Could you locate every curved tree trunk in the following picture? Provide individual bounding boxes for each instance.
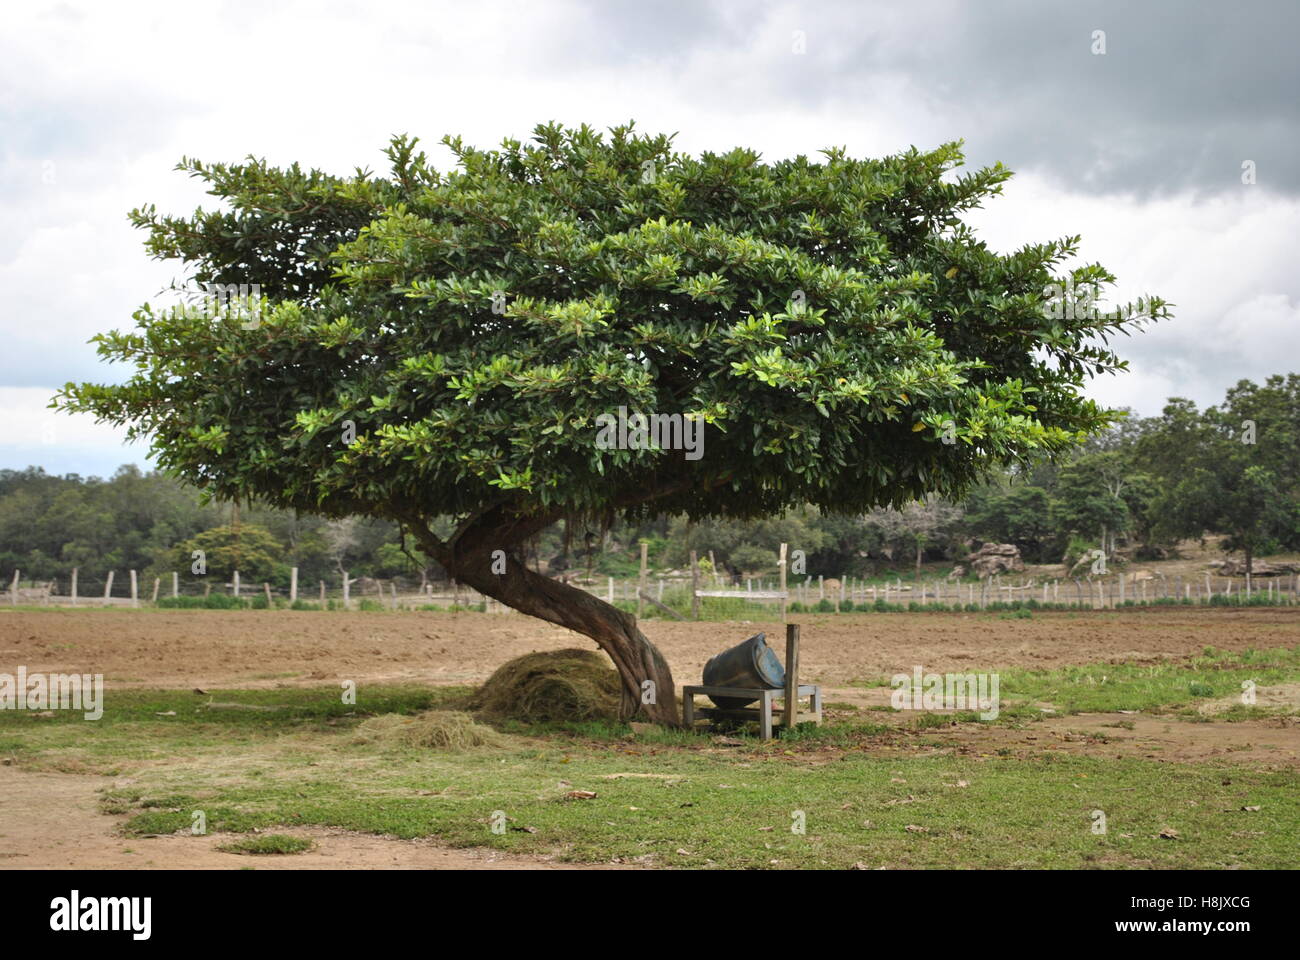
[407,514,681,727]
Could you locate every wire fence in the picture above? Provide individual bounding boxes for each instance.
[5,567,1298,615]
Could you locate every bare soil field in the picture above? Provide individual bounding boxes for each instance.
[3,606,1298,692]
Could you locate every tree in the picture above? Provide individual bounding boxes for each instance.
[963,483,1055,561]
[57,122,1165,725]
[1145,379,1299,574]
[175,524,282,584]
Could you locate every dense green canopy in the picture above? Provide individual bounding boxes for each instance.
[59,122,1167,534]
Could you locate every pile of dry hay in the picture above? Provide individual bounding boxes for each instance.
[473,648,622,722]
[353,710,506,750]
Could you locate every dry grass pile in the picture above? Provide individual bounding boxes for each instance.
[473,648,621,722]
[353,710,507,750]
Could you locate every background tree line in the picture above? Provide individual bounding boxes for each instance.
[6,375,1298,588]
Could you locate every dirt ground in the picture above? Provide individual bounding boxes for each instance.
[1,606,1297,869]
[0,767,625,870]
[2,606,1298,692]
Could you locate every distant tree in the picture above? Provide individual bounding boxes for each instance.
[175,524,282,583]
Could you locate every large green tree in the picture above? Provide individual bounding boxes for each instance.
[57,123,1165,725]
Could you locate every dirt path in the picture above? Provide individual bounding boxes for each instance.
[0,767,625,870]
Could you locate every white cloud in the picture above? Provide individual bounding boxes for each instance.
[2,0,1296,474]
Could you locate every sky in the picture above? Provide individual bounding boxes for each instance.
[2,0,1297,479]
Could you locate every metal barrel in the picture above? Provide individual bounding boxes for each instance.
[702,632,786,708]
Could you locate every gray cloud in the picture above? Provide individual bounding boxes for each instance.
[573,0,1300,197]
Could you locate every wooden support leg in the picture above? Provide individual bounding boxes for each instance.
[683,689,695,729]
[760,690,774,740]
[810,686,822,724]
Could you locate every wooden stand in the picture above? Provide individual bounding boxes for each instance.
[682,684,822,740]
[682,625,821,740]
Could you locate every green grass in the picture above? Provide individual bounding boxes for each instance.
[4,683,1297,869]
[847,645,1300,718]
[216,834,314,855]
[993,645,1300,716]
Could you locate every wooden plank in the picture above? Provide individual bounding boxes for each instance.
[638,589,685,620]
[683,684,818,698]
[784,623,800,731]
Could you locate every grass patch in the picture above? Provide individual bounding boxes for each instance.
[216,834,315,855]
[994,645,1300,715]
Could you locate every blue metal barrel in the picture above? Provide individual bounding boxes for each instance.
[702,632,786,708]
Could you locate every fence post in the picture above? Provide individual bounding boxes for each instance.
[9,569,17,606]
[264,582,272,607]
[779,543,788,623]
[784,623,800,732]
[104,570,114,604]
[203,582,211,599]
[171,571,178,598]
[342,570,351,609]
[71,567,78,607]
[690,550,700,621]
[290,567,298,603]
[319,580,325,605]
[607,576,614,604]
[390,581,398,610]
[637,542,648,619]
[151,577,161,604]
[130,569,139,608]
[233,570,240,598]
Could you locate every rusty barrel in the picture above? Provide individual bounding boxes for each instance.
[702,632,786,708]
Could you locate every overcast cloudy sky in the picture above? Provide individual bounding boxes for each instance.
[3,0,1297,478]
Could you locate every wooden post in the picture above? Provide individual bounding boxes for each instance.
[690,550,700,621]
[264,582,272,606]
[391,581,398,610]
[151,577,160,604]
[342,570,351,609]
[708,550,717,586]
[779,543,788,623]
[203,582,211,599]
[233,570,240,598]
[71,567,78,607]
[171,571,178,598]
[783,623,800,732]
[637,542,648,619]
[319,580,326,605]
[607,576,614,604]
[818,574,824,599]
[290,567,298,603]
[9,569,17,606]
[104,570,114,603]
[130,569,138,607]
